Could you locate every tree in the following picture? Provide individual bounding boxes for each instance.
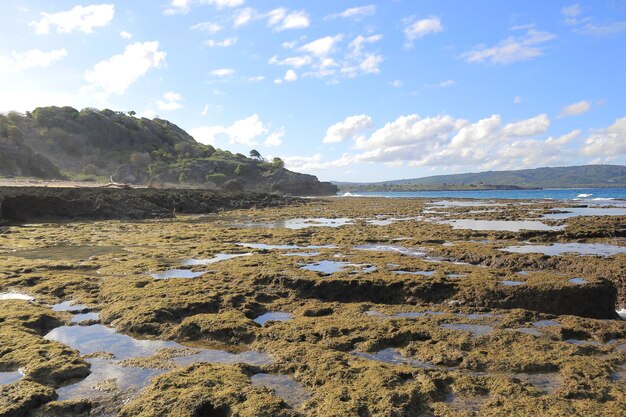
[128,110,136,117]
[272,157,284,169]
[249,149,261,160]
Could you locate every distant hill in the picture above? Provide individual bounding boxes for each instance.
[336,165,626,192]
[0,107,337,195]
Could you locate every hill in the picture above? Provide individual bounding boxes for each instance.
[336,165,626,192]
[0,107,337,195]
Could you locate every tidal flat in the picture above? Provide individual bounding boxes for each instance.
[0,197,625,417]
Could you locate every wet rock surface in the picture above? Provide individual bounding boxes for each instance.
[0,196,625,416]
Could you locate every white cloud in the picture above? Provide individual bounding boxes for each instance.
[201,104,209,116]
[284,69,298,82]
[462,29,555,65]
[188,125,227,145]
[233,7,257,27]
[204,38,237,47]
[577,21,626,36]
[580,117,626,158]
[82,41,166,97]
[209,68,234,77]
[270,33,383,82]
[326,5,376,21]
[561,4,582,17]
[267,8,310,31]
[503,114,550,136]
[165,0,244,15]
[265,128,285,147]
[513,96,522,104]
[389,80,403,88]
[30,4,114,34]
[247,75,265,81]
[559,100,591,118]
[323,115,374,144]
[227,114,268,145]
[156,92,183,111]
[404,17,443,47]
[284,153,353,171]
[300,35,344,57]
[0,48,67,72]
[120,31,132,39]
[191,22,223,33]
[435,79,455,88]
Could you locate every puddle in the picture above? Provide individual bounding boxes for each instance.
[300,261,376,274]
[283,251,320,257]
[45,325,179,359]
[0,292,35,301]
[533,320,560,328]
[457,313,498,319]
[237,243,335,251]
[501,280,525,286]
[447,273,467,278]
[441,323,493,336]
[444,392,486,412]
[541,207,626,220]
[71,312,100,323]
[565,339,602,347]
[238,218,353,229]
[254,312,293,326]
[45,322,271,403]
[611,364,626,382]
[52,301,88,312]
[0,370,23,386]
[366,310,446,319]
[394,270,436,276]
[618,309,626,320]
[441,219,562,232]
[250,373,311,409]
[514,372,563,395]
[9,245,126,260]
[354,244,426,257]
[501,243,626,257]
[354,348,438,369]
[181,253,252,266]
[149,269,206,279]
[515,328,544,337]
[429,200,503,208]
[568,278,588,285]
[56,358,166,401]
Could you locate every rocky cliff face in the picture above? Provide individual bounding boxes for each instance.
[0,107,337,196]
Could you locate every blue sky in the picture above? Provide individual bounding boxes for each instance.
[1,1,625,181]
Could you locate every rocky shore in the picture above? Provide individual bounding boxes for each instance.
[0,196,624,416]
[0,187,294,222]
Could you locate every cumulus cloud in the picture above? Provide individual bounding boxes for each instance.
[165,0,244,15]
[156,92,183,111]
[265,128,285,147]
[189,114,283,147]
[0,48,67,72]
[204,38,237,47]
[270,33,383,81]
[323,115,374,144]
[404,17,442,47]
[503,114,550,136]
[209,68,234,77]
[462,29,555,65]
[559,100,591,118]
[326,5,376,21]
[191,21,223,33]
[120,31,132,39]
[284,153,353,171]
[580,116,626,158]
[577,21,626,36]
[283,69,298,82]
[82,41,166,97]
[267,8,310,31]
[30,4,114,34]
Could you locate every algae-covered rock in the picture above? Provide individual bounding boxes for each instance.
[172,310,257,344]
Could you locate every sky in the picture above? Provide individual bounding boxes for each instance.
[1,1,625,182]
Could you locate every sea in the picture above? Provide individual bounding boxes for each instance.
[337,187,626,202]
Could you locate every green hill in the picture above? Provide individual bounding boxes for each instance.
[336,165,626,192]
[0,107,337,195]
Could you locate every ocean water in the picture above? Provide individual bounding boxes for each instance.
[338,187,626,201]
